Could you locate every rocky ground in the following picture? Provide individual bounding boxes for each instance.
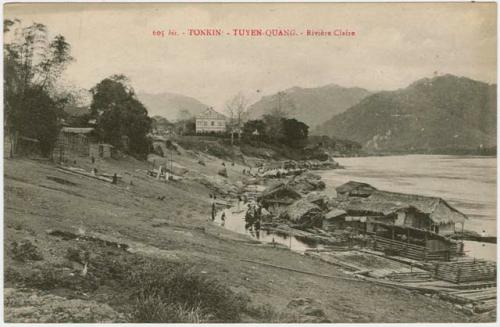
[3,148,488,323]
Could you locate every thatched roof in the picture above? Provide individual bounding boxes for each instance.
[336,181,377,196]
[325,208,347,220]
[257,183,302,202]
[346,199,410,216]
[364,190,468,225]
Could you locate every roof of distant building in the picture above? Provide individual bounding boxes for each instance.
[196,107,227,120]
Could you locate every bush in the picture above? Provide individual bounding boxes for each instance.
[11,240,43,262]
[128,262,248,323]
[132,295,208,323]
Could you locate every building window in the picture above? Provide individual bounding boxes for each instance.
[211,121,215,126]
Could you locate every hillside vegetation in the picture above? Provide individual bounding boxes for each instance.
[314,75,496,154]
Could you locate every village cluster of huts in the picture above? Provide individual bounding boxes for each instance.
[258,179,468,262]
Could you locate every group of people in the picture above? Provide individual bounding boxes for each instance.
[245,201,263,231]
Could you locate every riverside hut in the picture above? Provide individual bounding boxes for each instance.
[343,190,468,261]
[257,183,302,214]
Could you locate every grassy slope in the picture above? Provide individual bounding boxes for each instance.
[4,155,474,323]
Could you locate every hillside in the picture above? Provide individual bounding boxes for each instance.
[247,84,371,128]
[314,75,497,154]
[137,92,209,120]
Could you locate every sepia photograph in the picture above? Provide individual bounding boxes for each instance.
[2,2,498,324]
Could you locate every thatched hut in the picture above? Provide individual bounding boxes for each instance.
[282,198,324,228]
[366,190,468,235]
[343,190,468,261]
[257,183,302,214]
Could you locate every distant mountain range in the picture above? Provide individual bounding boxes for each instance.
[137,92,209,121]
[246,84,371,128]
[314,75,497,153]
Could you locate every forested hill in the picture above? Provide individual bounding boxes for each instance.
[314,75,497,154]
[247,84,371,128]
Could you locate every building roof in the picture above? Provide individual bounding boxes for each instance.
[325,208,347,220]
[336,181,377,194]
[346,199,411,216]
[368,190,468,225]
[196,107,227,120]
[257,182,302,202]
[346,190,468,225]
[61,127,95,134]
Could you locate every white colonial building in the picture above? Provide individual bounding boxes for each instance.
[195,107,227,134]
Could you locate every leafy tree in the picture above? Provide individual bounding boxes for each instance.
[242,119,266,140]
[90,75,152,157]
[281,118,309,147]
[4,19,74,156]
[262,114,284,142]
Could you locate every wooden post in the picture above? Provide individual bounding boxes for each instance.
[424,232,428,262]
[391,225,395,252]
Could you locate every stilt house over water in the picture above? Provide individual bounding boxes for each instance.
[340,183,468,261]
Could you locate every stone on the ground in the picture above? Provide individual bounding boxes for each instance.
[218,168,228,178]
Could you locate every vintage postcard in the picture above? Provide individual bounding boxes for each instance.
[3,2,497,324]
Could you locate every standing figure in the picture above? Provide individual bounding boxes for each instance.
[211,202,216,221]
[221,211,226,226]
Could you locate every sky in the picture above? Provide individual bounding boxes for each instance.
[4,3,497,110]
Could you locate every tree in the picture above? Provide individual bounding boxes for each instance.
[90,75,152,158]
[4,19,74,156]
[281,118,309,147]
[242,119,266,141]
[262,114,284,143]
[225,93,249,143]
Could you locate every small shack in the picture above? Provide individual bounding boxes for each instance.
[336,181,377,199]
[257,183,302,214]
[53,127,96,159]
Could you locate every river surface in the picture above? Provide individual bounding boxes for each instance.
[214,204,325,253]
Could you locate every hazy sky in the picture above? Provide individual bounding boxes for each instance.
[5,3,497,109]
